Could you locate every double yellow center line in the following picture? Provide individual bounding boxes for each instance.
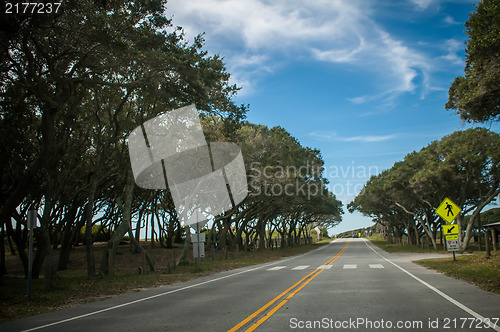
[228,240,350,332]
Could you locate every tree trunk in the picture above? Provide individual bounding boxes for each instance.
[127,227,156,272]
[33,194,56,288]
[135,209,143,242]
[461,187,500,250]
[165,215,176,249]
[150,211,156,248]
[5,215,28,276]
[485,228,491,258]
[85,175,98,277]
[258,219,266,250]
[0,222,6,276]
[414,222,420,246]
[280,231,286,248]
[100,172,135,276]
[395,203,437,249]
[174,219,183,244]
[235,217,249,250]
[57,205,79,270]
[158,219,167,249]
[177,225,191,265]
[41,227,55,290]
[491,229,497,253]
[218,217,227,250]
[209,224,216,259]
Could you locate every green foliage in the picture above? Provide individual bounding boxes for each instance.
[235,123,343,223]
[350,128,500,250]
[0,0,340,278]
[79,225,110,243]
[201,119,343,238]
[0,0,247,220]
[464,207,500,226]
[446,0,500,122]
[0,0,251,276]
[177,259,190,266]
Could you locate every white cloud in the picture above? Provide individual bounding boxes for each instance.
[339,28,432,104]
[444,15,461,25]
[167,0,365,50]
[411,0,435,10]
[310,132,397,143]
[165,0,457,102]
[378,32,421,93]
[226,53,273,95]
[439,39,464,66]
[166,0,372,93]
[342,135,397,142]
[312,38,365,63]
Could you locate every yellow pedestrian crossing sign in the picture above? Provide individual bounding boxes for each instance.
[435,197,461,224]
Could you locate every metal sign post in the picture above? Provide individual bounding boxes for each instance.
[446,238,460,261]
[27,210,37,300]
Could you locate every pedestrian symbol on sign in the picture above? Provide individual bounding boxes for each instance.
[445,202,454,217]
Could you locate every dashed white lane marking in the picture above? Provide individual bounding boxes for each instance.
[267,266,287,271]
[317,265,333,270]
[291,265,310,270]
[343,264,357,269]
[20,242,338,332]
[369,264,384,269]
[265,264,387,271]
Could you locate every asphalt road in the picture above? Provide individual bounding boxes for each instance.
[2,238,499,332]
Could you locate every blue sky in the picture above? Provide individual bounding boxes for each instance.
[165,0,500,235]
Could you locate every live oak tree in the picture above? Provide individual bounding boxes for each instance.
[232,124,342,250]
[348,170,410,245]
[1,0,246,278]
[1,0,341,280]
[446,0,500,123]
[349,128,500,250]
[168,119,343,263]
[432,129,500,249]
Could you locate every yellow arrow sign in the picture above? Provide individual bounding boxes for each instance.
[443,224,459,235]
[435,198,461,224]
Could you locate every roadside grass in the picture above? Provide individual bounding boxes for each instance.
[415,253,500,294]
[367,234,500,294]
[367,233,447,253]
[367,233,487,253]
[0,239,331,323]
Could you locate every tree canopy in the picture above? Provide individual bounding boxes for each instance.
[0,0,342,279]
[446,0,500,123]
[349,128,500,250]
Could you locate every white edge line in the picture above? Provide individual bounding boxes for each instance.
[22,242,334,331]
[363,239,500,332]
[22,266,261,331]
